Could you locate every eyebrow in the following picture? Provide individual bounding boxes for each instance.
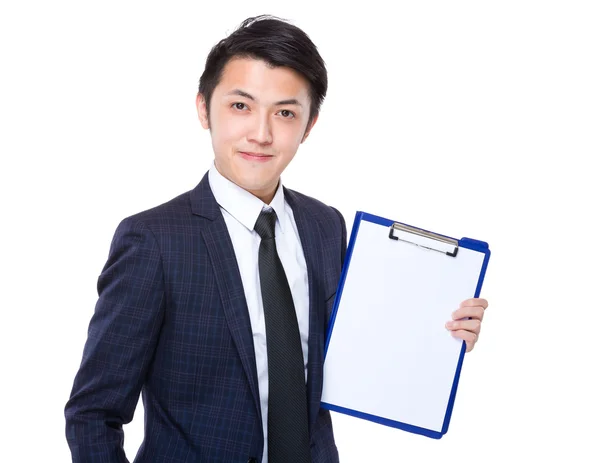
[225,89,303,106]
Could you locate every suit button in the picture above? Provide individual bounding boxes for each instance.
[247,459,257,463]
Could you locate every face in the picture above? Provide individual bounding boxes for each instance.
[196,57,318,203]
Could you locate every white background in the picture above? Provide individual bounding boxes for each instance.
[1,1,598,461]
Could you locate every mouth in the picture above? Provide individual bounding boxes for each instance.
[238,151,274,162]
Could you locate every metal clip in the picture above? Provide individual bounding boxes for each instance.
[388,222,459,257]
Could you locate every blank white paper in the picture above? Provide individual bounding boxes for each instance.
[322,219,485,433]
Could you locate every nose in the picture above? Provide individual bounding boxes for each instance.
[247,111,273,145]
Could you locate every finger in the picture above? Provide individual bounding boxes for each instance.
[446,319,481,335]
[459,298,488,310]
[450,329,479,345]
[452,305,485,322]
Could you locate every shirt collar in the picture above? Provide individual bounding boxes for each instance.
[208,162,286,234]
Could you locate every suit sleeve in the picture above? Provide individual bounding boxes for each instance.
[65,217,166,463]
[331,206,347,267]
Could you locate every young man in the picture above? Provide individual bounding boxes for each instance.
[65,15,488,463]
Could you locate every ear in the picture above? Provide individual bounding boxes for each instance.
[196,93,210,130]
[301,113,319,143]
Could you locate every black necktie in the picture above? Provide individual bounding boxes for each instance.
[254,209,311,463]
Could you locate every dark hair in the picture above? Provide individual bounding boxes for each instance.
[198,15,327,129]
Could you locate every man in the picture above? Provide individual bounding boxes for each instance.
[65,15,488,463]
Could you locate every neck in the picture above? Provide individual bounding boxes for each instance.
[255,186,277,204]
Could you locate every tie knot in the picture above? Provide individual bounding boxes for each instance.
[254,209,277,240]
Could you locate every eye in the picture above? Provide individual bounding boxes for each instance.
[232,102,248,111]
[278,109,295,119]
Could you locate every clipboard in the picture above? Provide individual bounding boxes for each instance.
[321,211,491,439]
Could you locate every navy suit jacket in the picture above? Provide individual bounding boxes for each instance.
[65,172,347,462]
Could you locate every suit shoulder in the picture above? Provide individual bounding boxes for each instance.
[116,189,193,233]
[284,187,344,231]
[285,188,337,215]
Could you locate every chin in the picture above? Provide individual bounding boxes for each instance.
[241,178,274,193]
[236,174,275,193]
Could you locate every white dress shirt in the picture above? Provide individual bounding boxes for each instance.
[208,163,310,463]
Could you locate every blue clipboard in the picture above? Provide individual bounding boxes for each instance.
[320,211,491,439]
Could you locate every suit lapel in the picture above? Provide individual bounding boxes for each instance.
[189,174,327,433]
[284,187,326,433]
[191,173,261,421]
